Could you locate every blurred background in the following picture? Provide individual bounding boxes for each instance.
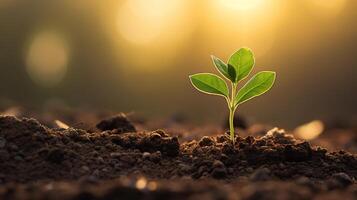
[0,0,356,128]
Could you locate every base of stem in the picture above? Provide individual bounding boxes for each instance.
[227,131,236,144]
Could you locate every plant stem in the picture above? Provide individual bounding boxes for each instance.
[229,106,235,143]
[229,83,237,143]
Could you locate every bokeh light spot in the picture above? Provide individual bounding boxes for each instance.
[147,181,158,191]
[26,31,69,87]
[294,120,324,140]
[135,177,147,190]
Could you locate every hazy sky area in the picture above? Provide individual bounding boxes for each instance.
[0,0,356,128]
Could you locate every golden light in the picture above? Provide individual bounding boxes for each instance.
[117,0,187,45]
[294,120,325,140]
[307,0,347,16]
[26,31,69,87]
[206,0,284,57]
[114,0,193,72]
[216,0,266,11]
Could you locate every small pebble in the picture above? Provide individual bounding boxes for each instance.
[142,152,151,159]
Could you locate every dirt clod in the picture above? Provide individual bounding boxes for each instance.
[284,142,312,162]
[96,113,136,133]
[211,160,227,179]
[198,136,215,147]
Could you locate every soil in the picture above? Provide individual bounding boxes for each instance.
[0,111,357,200]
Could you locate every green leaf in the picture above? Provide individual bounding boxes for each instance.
[189,73,229,98]
[227,64,236,82]
[228,47,255,82]
[234,71,276,106]
[211,55,235,82]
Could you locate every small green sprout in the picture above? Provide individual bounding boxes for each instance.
[189,47,276,143]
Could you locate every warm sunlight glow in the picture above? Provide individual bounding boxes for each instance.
[207,0,283,57]
[115,0,192,72]
[117,0,185,45]
[26,31,69,87]
[308,0,347,16]
[216,0,266,11]
[294,120,324,140]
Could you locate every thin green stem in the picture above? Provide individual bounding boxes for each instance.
[229,106,235,143]
[229,82,237,143]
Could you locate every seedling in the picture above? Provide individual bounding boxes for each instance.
[189,48,276,143]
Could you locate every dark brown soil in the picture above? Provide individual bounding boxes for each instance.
[0,114,357,200]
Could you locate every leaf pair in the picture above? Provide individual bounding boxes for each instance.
[189,47,276,107]
[212,48,255,83]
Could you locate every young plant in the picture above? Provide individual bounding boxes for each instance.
[189,48,276,143]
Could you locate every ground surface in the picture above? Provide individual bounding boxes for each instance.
[0,108,357,200]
